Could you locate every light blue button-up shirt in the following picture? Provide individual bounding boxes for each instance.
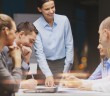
[88,58,110,80]
[33,14,74,77]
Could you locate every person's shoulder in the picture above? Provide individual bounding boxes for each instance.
[2,46,9,53]
[55,14,69,22]
[1,46,9,57]
[33,18,40,24]
[33,16,42,26]
[55,14,68,19]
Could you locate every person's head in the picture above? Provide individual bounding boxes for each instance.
[16,22,38,48]
[98,17,110,48]
[37,0,55,21]
[0,14,16,47]
[97,43,107,58]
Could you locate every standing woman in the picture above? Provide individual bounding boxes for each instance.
[34,0,74,86]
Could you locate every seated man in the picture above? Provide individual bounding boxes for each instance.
[0,14,22,96]
[62,43,110,92]
[2,21,38,89]
[88,44,110,80]
[62,17,110,93]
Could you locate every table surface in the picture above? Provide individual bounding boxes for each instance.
[15,86,110,96]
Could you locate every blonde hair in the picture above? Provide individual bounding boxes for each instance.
[100,17,110,30]
[0,14,14,32]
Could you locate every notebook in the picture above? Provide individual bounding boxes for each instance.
[23,86,57,93]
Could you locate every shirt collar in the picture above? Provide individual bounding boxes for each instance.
[103,58,110,65]
[41,14,57,28]
[107,58,110,64]
[103,57,108,61]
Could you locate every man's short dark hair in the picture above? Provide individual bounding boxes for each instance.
[17,21,38,35]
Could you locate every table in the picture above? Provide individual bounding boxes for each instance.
[15,87,110,96]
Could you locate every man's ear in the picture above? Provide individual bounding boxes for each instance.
[37,7,42,12]
[3,27,9,36]
[19,31,25,39]
[104,29,110,40]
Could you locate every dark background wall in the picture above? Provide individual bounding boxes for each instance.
[99,0,110,22]
[0,0,109,74]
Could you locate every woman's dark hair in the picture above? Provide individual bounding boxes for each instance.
[37,0,54,8]
[17,21,38,35]
[0,14,14,32]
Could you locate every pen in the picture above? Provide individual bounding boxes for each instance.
[31,74,34,79]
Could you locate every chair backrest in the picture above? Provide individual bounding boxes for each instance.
[13,13,41,25]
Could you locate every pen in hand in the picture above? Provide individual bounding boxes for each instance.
[31,74,34,79]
